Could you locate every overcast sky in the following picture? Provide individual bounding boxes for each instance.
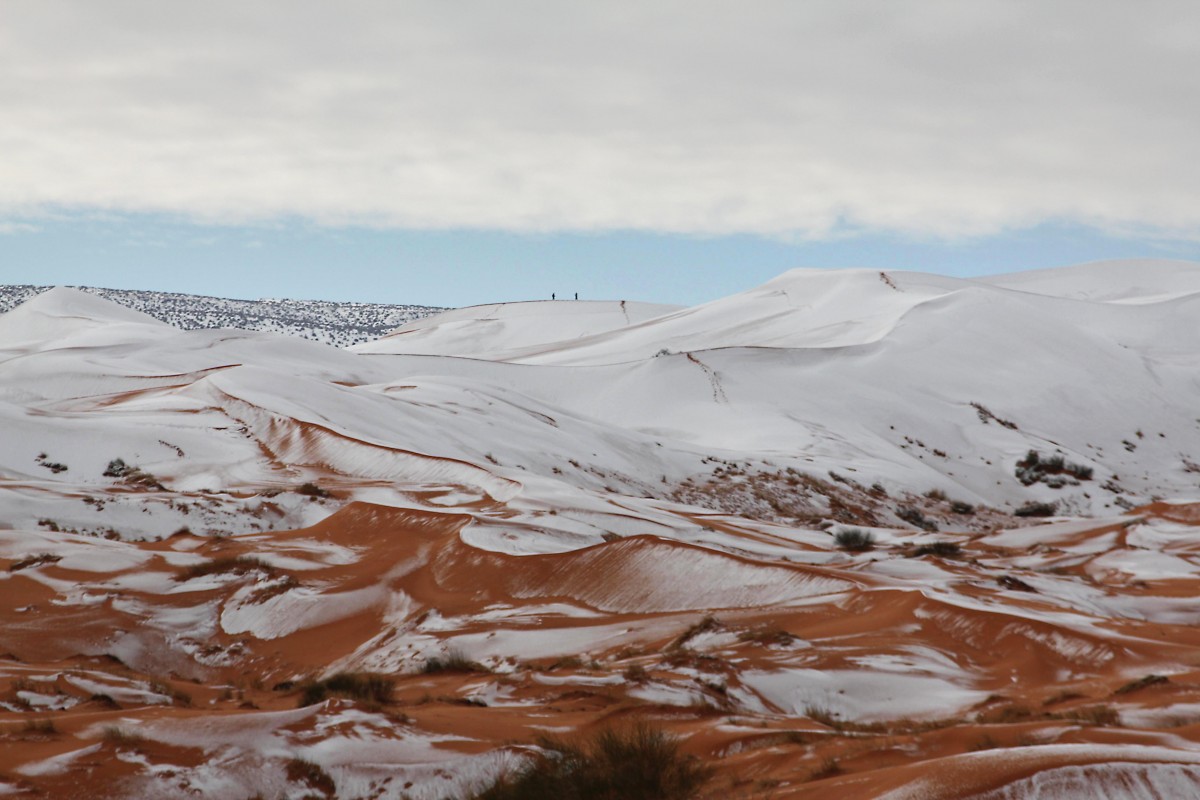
[1,1,1197,304]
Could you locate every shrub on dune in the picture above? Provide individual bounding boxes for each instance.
[471,723,711,800]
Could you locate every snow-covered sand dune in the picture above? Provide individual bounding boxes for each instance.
[2,261,1200,799]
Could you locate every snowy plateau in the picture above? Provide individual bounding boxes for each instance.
[2,260,1200,799]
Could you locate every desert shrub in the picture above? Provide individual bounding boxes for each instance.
[912,541,961,558]
[737,627,796,647]
[101,725,145,745]
[833,528,875,552]
[972,403,1018,429]
[247,575,299,604]
[286,758,336,798]
[896,507,938,532]
[22,718,56,736]
[471,723,711,800]
[950,501,976,515]
[924,488,948,502]
[299,672,395,707]
[174,555,276,582]
[623,664,649,683]
[8,553,62,571]
[810,757,842,780]
[1015,451,1093,487]
[1014,501,1057,518]
[35,453,68,473]
[103,458,129,478]
[1055,705,1119,726]
[103,457,163,489]
[1115,674,1169,695]
[420,649,487,675]
[296,482,332,498]
[149,680,192,706]
[669,616,720,649]
[997,575,1037,592]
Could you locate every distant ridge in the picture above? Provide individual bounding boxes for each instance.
[0,285,445,347]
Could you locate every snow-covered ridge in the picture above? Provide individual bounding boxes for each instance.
[0,284,446,347]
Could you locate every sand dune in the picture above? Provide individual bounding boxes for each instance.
[2,263,1200,797]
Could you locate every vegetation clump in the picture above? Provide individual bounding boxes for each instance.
[669,616,721,649]
[296,482,332,499]
[912,541,961,558]
[35,453,68,473]
[833,528,875,552]
[896,506,938,532]
[299,672,395,708]
[174,555,276,582]
[1015,450,1094,488]
[101,725,145,745]
[1014,501,1057,518]
[103,457,164,489]
[8,553,62,571]
[471,723,711,800]
[286,758,337,798]
[1115,674,1169,695]
[971,403,1018,430]
[21,718,57,737]
[737,627,796,647]
[420,649,488,675]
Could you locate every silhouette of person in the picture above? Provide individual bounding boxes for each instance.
[552,293,556,300]
[574,292,578,300]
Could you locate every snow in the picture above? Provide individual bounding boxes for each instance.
[221,584,389,640]
[355,299,682,359]
[6,263,1200,797]
[16,744,104,776]
[740,666,987,722]
[0,284,444,347]
[968,763,1200,800]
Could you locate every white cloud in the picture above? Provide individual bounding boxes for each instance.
[0,0,1197,238]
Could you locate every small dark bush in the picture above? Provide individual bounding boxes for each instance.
[1115,674,1169,695]
[174,556,276,582]
[296,482,332,499]
[471,723,711,800]
[997,575,1037,592]
[1015,451,1093,487]
[103,458,130,478]
[834,529,875,552]
[1055,705,1119,726]
[8,553,62,571]
[299,672,395,707]
[35,453,68,474]
[896,507,938,532]
[103,458,163,489]
[950,501,976,515]
[972,402,1018,429]
[669,615,721,649]
[737,627,796,647]
[22,718,56,736]
[924,489,948,502]
[912,541,961,558]
[101,725,145,745]
[286,758,336,798]
[623,664,649,683]
[1014,501,1057,518]
[420,649,488,675]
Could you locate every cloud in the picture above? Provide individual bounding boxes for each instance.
[0,0,1197,239]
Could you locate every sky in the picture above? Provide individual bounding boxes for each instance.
[1,1,1198,307]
